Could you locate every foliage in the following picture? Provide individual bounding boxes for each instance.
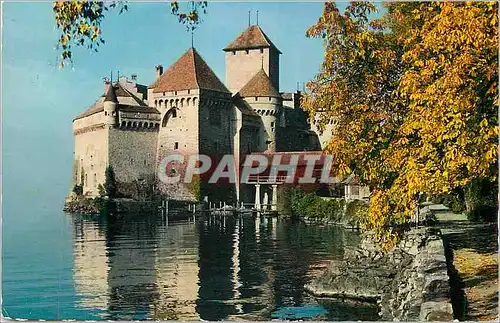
[97,183,106,197]
[105,165,117,198]
[53,1,207,67]
[72,183,83,196]
[188,174,201,201]
[303,1,498,246]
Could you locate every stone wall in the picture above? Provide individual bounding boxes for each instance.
[73,117,109,196]
[108,127,158,198]
[305,228,454,321]
[225,47,279,93]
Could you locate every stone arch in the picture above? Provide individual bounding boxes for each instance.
[138,122,143,128]
[121,121,126,127]
[162,108,179,127]
[127,121,132,128]
[149,122,153,128]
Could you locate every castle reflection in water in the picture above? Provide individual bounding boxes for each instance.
[71,213,361,321]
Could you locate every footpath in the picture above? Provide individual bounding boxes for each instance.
[429,203,498,321]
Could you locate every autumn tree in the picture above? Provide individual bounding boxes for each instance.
[52,1,207,67]
[303,1,498,247]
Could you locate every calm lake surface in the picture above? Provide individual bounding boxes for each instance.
[3,211,378,321]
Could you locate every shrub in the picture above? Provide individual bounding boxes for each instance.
[105,165,117,198]
[72,184,83,196]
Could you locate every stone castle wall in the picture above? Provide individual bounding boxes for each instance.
[225,47,279,93]
[72,111,109,196]
[108,127,158,198]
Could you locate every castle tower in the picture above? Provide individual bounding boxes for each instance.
[103,84,117,126]
[238,68,281,152]
[148,47,233,201]
[223,25,281,94]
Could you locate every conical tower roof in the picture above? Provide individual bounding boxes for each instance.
[238,69,280,98]
[223,25,281,54]
[151,48,230,93]
[104,84,118,103]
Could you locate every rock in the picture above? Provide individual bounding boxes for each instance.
[305,228,454,321]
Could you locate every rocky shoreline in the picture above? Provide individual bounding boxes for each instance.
[305,227,454,321]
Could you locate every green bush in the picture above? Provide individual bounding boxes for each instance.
[72,184,83,196]
[105,165,117,198]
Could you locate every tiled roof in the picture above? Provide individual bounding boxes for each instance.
[74,83,154,121]
[151,48,230,93]
[238,69,280,98]
[223,25,281,54]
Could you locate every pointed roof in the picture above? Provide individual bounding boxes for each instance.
[104,84,118,103]
[223,25,281,54]
[151,48,230,93]
[238,69,280,98]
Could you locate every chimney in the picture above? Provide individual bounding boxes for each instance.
[155,65,163,78]
[131,74,137,86]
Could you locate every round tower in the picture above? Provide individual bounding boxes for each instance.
[238,69,281,152]
[103,84,118,126]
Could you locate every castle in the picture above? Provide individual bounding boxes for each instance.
[71,24,329,203]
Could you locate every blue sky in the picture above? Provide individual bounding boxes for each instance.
[1,1,332,228]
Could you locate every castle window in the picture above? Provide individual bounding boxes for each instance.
[180,98,184,107]
[105,111,108,116]
[271,122,275,127]
[269,97,272,101]
[255,97,258,101]
[188,90,190,94]
[232,51,236,55]
[172,109,177,118]
[245,49,249,54]
[175,91,177,95]
[260,48,264,54]
[174,142,179,150]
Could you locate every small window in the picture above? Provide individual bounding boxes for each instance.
[175,91,177,95]
[271,122,275,127]
[245,49,249,54]
[172,110,177,118]
[105,111,108,116]
[260,48,264,54]
[255,97,258,101]
[269,97,272,101]
[174,142,179,150]
[232,51,236,55]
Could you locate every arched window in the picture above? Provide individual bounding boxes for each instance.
[121,121,126,127]
[138,122,143,128]
[170,99,174,107]
[180,98,185,108]
[154,100,158,107]
[159,100,163,109]
[149,122,153,128]
[187,98,191,106]
[127,121,132,128]
[133,122,137,128]
[193,97,197,106]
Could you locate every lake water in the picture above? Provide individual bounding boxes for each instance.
[3,211,379,321]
